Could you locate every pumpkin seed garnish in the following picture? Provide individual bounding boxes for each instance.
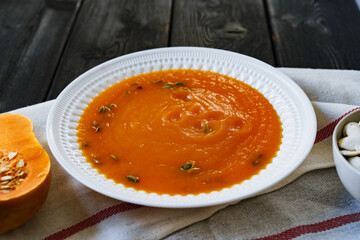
[152,79,163,84]
[127,175,139,183]
[175,82,186,86]
[180,163,194,171]
[162,85,174,89]
[109,103,117,108]
[92,121,100,132]
[110,154,118,160]
[98,105,111,113]
[204,124,211,133]
[252,154,263,165]
[122,90,131,95]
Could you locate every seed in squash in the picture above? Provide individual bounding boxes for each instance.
[0,113,51,234]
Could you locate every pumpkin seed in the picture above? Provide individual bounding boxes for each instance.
[0,167,10,173]
[127,175,139,183]
[180,163,194,171]
[252,159,260,165]
[98,106,111,113]
[162,85,174,89]
[175,82,185,86]
[92,121,100,132]
[16,159,25,168]
[252,154,262,165]
[1,176,13,181]
[204,124,211,133]
[8,152,18,160]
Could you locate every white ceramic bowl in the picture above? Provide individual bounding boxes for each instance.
[333,109,360,202]
[47,47,316,208]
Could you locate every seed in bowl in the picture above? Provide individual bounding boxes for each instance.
[338,121,360,172]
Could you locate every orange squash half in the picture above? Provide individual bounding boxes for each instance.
[0,113,51,233]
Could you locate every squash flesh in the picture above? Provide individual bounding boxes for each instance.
[0,113,51,233]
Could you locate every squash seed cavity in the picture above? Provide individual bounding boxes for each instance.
[0,151,27,193]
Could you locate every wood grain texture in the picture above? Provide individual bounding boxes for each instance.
[169,0,275,65]
[47,0,172,99]
[0,0,81,112]
[267,0,360,69]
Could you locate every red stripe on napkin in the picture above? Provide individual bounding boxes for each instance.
[315,107,360,143]
[253,211,360,240]
[43,202,142,240]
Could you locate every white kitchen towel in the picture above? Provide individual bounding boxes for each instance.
[1,68,360,240]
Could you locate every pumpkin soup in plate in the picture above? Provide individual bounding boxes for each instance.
[76,69,282,195]
[47,47,316,208]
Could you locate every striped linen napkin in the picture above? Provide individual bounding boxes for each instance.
[1,68,360,240]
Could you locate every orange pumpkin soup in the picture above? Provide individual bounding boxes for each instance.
[76,69,282,195]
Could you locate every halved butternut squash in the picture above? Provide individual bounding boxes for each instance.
[0,113,51,234]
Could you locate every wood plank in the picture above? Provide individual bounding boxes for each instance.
[47,0,172,99]
[169,0,275,65]
[0,0,81,112]
[266,0,360,69]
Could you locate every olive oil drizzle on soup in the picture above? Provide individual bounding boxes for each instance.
[76,69,282,195]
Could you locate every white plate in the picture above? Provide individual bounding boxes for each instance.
[46,47,316,208]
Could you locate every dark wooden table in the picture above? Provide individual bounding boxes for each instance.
[1,0,360,113]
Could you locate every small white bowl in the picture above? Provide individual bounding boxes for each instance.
[333,109,360,202]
